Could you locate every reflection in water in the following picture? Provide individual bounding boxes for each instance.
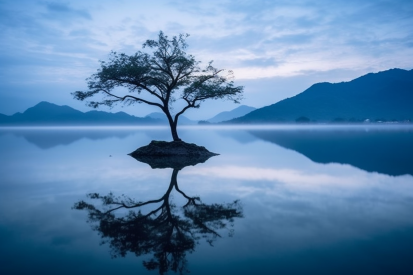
[73,155,243,274]
[0,127,172,149]
[249,126,413,176]
[0,128,135,149]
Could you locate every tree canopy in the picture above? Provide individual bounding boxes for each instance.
[73,31,244,141]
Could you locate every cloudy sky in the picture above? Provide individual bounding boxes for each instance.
[1,0,412,119]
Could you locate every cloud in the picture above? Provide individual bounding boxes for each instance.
[1,0,413,116]
[181,164,413,195]
[183,165,353,186]
[43,2,92,21]
[182,0,413,78]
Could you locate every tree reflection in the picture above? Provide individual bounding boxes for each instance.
[73,156,243,274]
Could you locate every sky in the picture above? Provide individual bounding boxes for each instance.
[1,0,412,120]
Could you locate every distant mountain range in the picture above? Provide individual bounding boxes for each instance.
[145,112,197,125]
[0,101,162,126]
[0,101,251,126]
[2,69,412,126]
[205,105,256,123]
[230,68,413,123]
[145,105,256,125]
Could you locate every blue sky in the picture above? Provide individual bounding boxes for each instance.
[1,0,412,119]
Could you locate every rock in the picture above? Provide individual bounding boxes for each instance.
[128,140,219,169]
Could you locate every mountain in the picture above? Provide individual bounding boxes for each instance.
[0,113,8,123]
[230,69,413,123]
[145,112,197,125]
[0,101,162,126]
[206,105,256,123]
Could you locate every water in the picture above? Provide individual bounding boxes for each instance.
[1,125,413,275]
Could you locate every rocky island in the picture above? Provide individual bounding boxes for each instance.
[129,140,218,169]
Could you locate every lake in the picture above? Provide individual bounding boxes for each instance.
[1,125,413,275]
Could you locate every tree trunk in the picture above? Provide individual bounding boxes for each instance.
[170,122,181,141]
[164,110,181,141]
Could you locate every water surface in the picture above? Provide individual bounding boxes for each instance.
[1,125,413,274]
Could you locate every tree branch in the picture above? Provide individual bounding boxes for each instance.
[109,76,165,102]
[100,89,163,108]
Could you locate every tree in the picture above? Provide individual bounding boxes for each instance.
[73,31,244,141]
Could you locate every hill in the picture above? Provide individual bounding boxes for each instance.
[206,105,256,123]
[0,101,162,126]
[230,69,413,123]
[145,112,197,125]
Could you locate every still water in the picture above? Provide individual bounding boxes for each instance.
[1,125,413,275]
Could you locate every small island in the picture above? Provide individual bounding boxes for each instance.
[129,140,218,169]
